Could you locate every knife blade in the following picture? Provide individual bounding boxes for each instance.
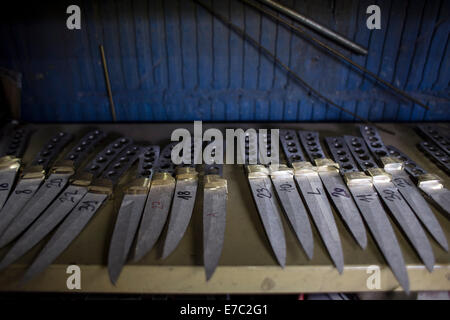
[0,130,106,247]
[108,145,160,284]
[0,131,73,237]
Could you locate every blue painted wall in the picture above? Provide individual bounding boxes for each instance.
[0,0,448,122]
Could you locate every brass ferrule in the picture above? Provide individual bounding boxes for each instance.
[418,173,444,190]
[71,172,94,187]
[0,156,21,171]
[247,164,269,178]
[269,164,293,178]
[176,167,198,181]
[21,165,46,180]
[292,161,318,176]
[315,158,340,173]
[344,171,373,187]
[367,168,392,183]
[89,178,114,195]
[380,156,403,172]
[51,160,76,175]
[204,174,228,192]
[124,177,151,194]
[151,172,175,186]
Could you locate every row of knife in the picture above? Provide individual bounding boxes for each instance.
[0,124,448,292]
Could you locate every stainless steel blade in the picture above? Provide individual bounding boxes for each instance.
[0,168,19,211]
[247,176,286,267]
[21,192,108,283]
[294,173,344,273]
[0,177,43,237]
[271,175,314,259]
[420,186,450,217]
[391,172,448,251]
[203,187,227,280]
[319,171,367,249]
[0,173,71,247]
[133,184,175,262]
[108,193,147,284]
[161,179,198,259]
[0,185,88,271]
[348,183,410,292]
[373,181,435,272]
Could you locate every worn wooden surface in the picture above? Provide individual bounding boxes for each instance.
[0,122,449,293]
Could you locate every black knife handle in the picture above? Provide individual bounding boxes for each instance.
[1,127,32,158]
[359,125,390,160]
[100,144,142,184]
[417,124,450,155]
[324,136,359,173]
[63,130,107,168]
[279,129,306,166]
[298,131,326,163]
[83,137,132,178]
[137,145,160,179]
[344,135,379,171]
[31,132,73,169]
[418,141,450,175]
[155,142,177,174]
[386,145,427,179]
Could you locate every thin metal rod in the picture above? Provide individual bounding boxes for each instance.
[244,0,429,111]
[194,0,395,135]
[100,45,117,122]
[258,0,367,55]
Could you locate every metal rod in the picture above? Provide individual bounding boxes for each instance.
[194,0,394,136]
[258,0,368,55]
[100,45,117,122]
[243,0,430,111]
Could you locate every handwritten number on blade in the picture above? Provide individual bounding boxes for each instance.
[279,183,294,193]
[356,194,374,203]
[383,189,402,202]
[15,189,32,195]
[307,188,321,195]
[393,177,412,188]
[78,200,99,212]
[46,178,64,188]
[59,190,79,203]
[331,187,350,198]
[0,183,8,191]
[256,187,272,199]
[177,191,192,200]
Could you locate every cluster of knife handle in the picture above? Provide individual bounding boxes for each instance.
[0,124,448,292]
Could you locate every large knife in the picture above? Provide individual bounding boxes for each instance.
[386,145,450,219]
[344,135,435,272]
[244,132,286,267]
[203,163,228,280]
[0,137,132,271]
[280,129,344,273]
[0,126,31,210]
[132,143,177,262]
[108,145,160,284]
[324,136,410,293]
[359,125,448,251]
[265,132,314,259]
[0,131,73,237]
[20,143,143,283]
[298,131,367,249]
[0,130,106,247]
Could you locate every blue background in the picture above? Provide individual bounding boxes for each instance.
[0,0,448,122]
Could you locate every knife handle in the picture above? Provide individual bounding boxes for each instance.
[418,141,450,174]
[137,145,160,179]
[31,132,73,170]
[297,130,326,163]
[83,137,133,178]
[386,145,427,179]
[100,144,142,184]
[417,124,450,155]
[63,130,107,168]
[279,129,306,166]
[324,136,359,174]
[343,135,379,172]
[359,125,390,160]
[1,127,32,158]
